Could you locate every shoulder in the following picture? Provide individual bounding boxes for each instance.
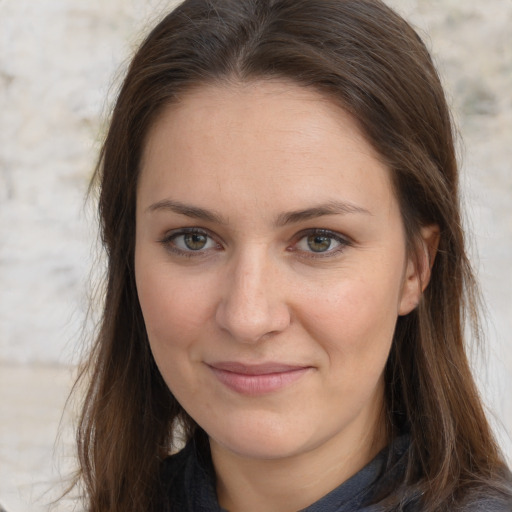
[457,497,512,512]
[396,471,512,512]
[402,488,512,512]
[161,434,213,485]
[161,442,193,479]
[159,442,198,511]
[455,483,512,512]
[160,436,221,512]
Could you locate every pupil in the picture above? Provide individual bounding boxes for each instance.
[184,233,207,250]
[308,235,331,252]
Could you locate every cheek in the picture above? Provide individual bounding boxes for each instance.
[135,261,218,402]
[299,267,402,375]
[135,257,214,355]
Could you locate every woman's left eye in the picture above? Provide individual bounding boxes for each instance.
[294,230,349,256]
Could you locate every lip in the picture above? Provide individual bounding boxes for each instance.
[207,362,311,395]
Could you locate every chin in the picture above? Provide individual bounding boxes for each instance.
[206,413,322,461]
[214,434,305,461]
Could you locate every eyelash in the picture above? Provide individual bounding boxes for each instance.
[159,228,351,259]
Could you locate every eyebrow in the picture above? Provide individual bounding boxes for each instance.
[146,199,227,224]
[275,201,372,227]
[145,198,371,225]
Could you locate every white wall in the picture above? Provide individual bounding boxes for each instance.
[388,0,512,461]
[0,1,511,509]
[0,0,175,364]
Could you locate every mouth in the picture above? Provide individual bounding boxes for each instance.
[206,361,312,395]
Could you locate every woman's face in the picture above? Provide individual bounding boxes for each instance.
[135,81,423,462]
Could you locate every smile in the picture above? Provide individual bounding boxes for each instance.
[207,362,311,396]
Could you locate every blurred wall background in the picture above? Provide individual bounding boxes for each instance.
[1,1,511,511]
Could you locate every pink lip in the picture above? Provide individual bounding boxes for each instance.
[207,362,311,395]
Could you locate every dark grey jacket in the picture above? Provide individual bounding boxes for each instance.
[160,434,512,511]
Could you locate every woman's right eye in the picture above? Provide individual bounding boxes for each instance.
[160,229,220,255]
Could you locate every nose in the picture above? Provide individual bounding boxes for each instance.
[215,249,291,344]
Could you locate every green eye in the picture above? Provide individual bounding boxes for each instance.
[294,230,347,256]
[307,234,332,253]
[183,233,208,250]
[161,229,219,256]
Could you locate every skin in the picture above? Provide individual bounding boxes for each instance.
[135,80,437,512]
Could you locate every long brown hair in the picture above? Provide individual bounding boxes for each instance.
[74,1,511,510]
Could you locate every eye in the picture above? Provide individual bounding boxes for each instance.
[302,234,335,253]
[293,229,349,256]
[176,232,211,251]
[160,228,220,255]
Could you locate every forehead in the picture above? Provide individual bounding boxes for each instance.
[138,80,396,219]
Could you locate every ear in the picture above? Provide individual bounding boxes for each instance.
[398,224,440,316]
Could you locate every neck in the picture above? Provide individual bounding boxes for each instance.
[210,401,387,512]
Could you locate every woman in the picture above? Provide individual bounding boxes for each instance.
[74,0,512,510]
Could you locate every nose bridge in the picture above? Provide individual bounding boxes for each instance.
[215,244,290,343]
